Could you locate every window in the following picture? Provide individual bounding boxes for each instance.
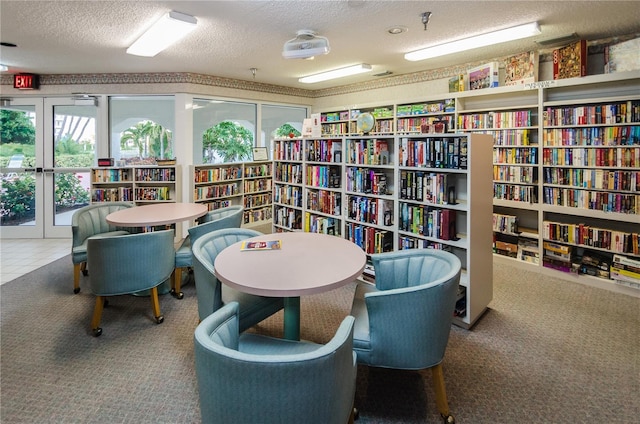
[193,99,256,164]
[261,104,307,157]
[109,96,175,164]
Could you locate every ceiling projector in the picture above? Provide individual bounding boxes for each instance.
[282,30,330,59]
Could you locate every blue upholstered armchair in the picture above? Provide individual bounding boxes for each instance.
[86,229,175,337]
[194,302,357,424]
[191,227,284,327]
[71,202,134,294]
[349,248,462,424]
[172,205,243,299]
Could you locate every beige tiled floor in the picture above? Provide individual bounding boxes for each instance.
[0,238,70,285]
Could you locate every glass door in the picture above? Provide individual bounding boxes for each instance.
[0,97,98,239]
[43,97,97,238]
[0,98,44,238]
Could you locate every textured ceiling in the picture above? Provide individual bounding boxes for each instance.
[1,0,639,90]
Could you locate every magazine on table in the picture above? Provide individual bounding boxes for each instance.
[241,240,282,251]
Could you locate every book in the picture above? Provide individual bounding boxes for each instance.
[241,240,282,251]
[504,51,538,86]
[468,62,499,90]
[448,74,465,92]
[604,37,640,74]
[553,40,587,80]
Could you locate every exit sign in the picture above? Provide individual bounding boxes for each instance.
[13,74,40,90]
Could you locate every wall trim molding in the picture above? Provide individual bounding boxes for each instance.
[0,59,508,99]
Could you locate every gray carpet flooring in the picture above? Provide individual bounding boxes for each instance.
[1,255,638,423]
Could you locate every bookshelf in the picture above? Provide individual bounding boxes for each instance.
[273,139,304,231]
[537,75,640,293]
[191,161,273,228]
[90,165,179,205]
[310,71,640,304]
[273,133,493,329]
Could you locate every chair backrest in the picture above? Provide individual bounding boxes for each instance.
[188,205,244,245]
[71,202,134,247]
[363,248,461,369]
[191,227,262,321]
[87,229,175,296]
[194,302,356,424]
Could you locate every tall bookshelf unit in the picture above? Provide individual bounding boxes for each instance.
[90,165,180,205]
[452,72,640,297]
[297,70,640,326]
[191,161,273,228]
[272,133,493,329]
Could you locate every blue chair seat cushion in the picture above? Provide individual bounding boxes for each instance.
[72,230,130,263]
[222,285,285,333]
[239,333,321,356]
[350,281,377,352]
[175,236,192,268]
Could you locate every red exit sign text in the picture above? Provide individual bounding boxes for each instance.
[13,74,40,90]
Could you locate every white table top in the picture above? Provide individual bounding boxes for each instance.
[214,232,367,297]
[105,203,208,227]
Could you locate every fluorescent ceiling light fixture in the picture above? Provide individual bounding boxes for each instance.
[299,64,372,84]
[405,22,540,61]
[127,11,197,57]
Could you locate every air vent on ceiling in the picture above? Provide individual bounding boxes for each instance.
[536,33,580,47]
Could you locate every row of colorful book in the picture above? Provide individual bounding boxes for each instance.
[347,196,393,227]
[345,223,393,255]
[399,171,452,204]
[194,166,242,183]
[542,168,639,192]
[542,126,640,147]
[307,189,341,216]
[542,187,638,214]
[274,184,302,207]
[543,101,640,126]
[542,221,639,255]
[274,163,302,184]
[398,204,458,241]
[345,168,388,195]
[493,183,537,203]
[541,146,639,168]
[399,137,468,169]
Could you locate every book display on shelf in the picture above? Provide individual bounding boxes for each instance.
[90,165,179,204]
[504,51,538,86]
[468,62,499,90]
[553,39,587,80]
[191,162,273,227]
[604,37,640,74]
[274,131,493,328]
[295,72,640,312]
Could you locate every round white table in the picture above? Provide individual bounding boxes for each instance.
[214,231,367,340]
[105,202,208,227]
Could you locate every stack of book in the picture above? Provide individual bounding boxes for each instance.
[543,241,573,272]
[611,254,640,289]
[518,239,540,265]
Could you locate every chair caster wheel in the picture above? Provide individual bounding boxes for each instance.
[173,291,184,299]
[155,315,164,324]
[442,414,455,424]
[82,270,88,276]
[73,287,80,294]
[92,327,102,337]
[353,407,359,420]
